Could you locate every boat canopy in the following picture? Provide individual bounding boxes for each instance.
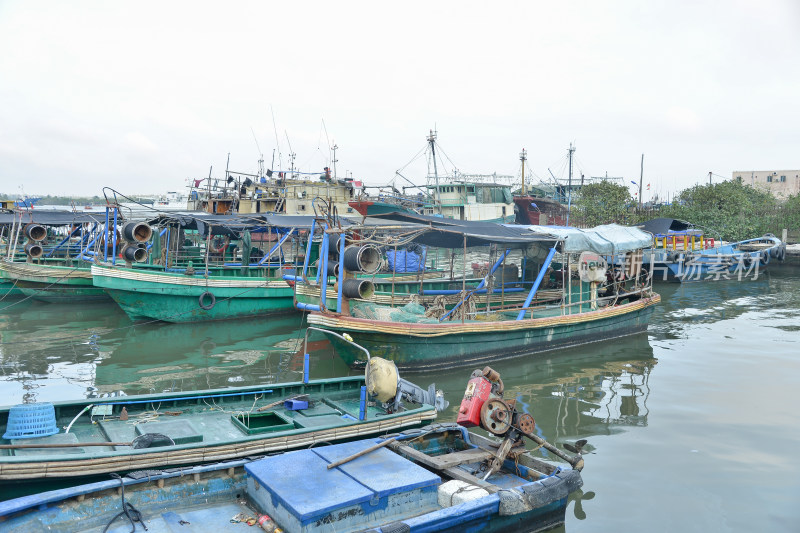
[0,210,108,226]
[510,223,652,255]
[366,212,559,248]
[635,218,692,235]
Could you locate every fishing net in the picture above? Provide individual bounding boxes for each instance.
[131,433,176,449]
[350,301,438,324]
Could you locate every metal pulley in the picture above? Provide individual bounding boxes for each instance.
[480,398,512,435]
[516,413,535,435]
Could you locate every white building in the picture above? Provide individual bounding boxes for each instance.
[732,170,800,200]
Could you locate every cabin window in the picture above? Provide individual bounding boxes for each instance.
[299,204,306,211]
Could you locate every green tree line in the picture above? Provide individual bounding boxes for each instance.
[572,180,800,241]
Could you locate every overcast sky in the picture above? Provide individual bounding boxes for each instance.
[1,1,799,200]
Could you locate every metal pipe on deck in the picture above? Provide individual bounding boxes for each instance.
[301,220,316,282]
[439,248,510,322]
[336,229,345,313]
[517,247,557,321]
[318,232,330,311]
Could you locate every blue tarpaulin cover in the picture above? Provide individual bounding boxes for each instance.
[387,249,426,272]
[508,223,652,255]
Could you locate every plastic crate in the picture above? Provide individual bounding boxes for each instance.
[3,402,59,440]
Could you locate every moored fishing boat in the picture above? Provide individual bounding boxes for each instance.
[0,210,122,303]
[0,365,585,533]
[0,340,443,500]
[634,218,786,282]
[91,212,322,322]
[301,213,660,371]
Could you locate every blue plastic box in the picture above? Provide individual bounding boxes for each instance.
[284,399,309,411]
[245,439,440,533]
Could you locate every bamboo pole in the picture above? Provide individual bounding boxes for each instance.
[326,438,396,469]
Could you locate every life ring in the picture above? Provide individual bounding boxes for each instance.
[198,291,216,310]
[209,236,230,254]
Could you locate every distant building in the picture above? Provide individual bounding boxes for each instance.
[733,170,800,200]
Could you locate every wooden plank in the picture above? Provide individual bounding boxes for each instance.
[387,442,498,493]
[441,467,499,494]
[424,448,493,470]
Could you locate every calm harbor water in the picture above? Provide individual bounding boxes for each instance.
[1,267,799,531]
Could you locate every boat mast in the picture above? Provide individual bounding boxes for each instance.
[428,130,441,214]
[520,148,527,196]
[331,143,338,179]
[566,143,575,225]
[640,154,645,208]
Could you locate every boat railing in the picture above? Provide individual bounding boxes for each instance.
[652,232,714,251]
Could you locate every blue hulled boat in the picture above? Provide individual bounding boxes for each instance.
[0,423,583,533]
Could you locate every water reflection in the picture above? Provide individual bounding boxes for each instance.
[0,302,350,405]
[93,313,339,395]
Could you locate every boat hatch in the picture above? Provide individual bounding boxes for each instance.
[246,439,440,531]
[232,411,297,435]
[134,420,203,445]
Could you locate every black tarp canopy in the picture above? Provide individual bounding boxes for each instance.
[0,210,108,226]
[146,212,376,238]
[634,218,691,235]
[364,212,559,249]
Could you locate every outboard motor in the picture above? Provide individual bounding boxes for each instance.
[365,357,448,413]
[456,366,586,476]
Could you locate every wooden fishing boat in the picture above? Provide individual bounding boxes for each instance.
[0,210,114,302]
[634,219,786,282]
[0,279,25,300]
[91,263,297,322]
[300,213,661,371]
[0,259,106,302]
[0,423,583,533]
[90,212,325,322]
[0,361,587,532]
[0,377,439,498]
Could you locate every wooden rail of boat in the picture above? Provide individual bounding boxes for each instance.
[296,283,563,307]
[0,411,435,480]
[90,264,290,289]
[308,294,661,337]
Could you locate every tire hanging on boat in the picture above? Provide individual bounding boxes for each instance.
[199,291,216,310]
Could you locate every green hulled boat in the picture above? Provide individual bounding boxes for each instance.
[92,263,296,322]
[1,259,107,302]
[0,373,440,498]
[310,294,660,370]
[0,279,24,300]
[0,210,113,303]
[302,213,661,370]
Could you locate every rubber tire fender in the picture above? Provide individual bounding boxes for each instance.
[199,291,216,310]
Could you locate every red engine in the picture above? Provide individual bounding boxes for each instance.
[457,368,501,427]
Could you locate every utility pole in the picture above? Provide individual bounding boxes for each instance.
[520,148,527,195]
[428,130,441,214]
[708,171,712,186]
[639,154,644,208]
